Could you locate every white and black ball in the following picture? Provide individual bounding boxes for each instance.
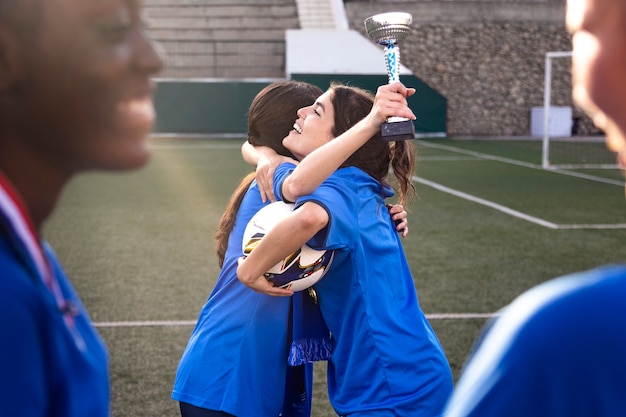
[242,201,334,291]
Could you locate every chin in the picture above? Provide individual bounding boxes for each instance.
[117,142,152,170]
[90,137,152,171]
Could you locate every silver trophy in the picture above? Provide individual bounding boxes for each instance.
[364,12,415,141]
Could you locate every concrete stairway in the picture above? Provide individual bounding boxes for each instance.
[295,0,348,30]
[144,0,300,78]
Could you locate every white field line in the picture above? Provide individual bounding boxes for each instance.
[93,313,497,328]
[415,141,626,229]
[425,313,497,320]
[551,223,626,229]
[151,143,242,150]
[94,320,197,327]
[415,176,560,229]
[419,156,483,162]
[415,176,626,229]
[417,140,625,187]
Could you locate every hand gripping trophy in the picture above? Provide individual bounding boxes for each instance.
[364,12,415,141]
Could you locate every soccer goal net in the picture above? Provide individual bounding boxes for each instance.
[541,51,618,169]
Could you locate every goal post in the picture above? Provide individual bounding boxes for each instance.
[542,51,572,169]
[541,51,618,170]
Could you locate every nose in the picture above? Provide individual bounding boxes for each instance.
[132,29,165,76]
[297,105,313,119]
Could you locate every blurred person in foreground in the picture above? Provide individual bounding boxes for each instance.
[0,0,163,415]
[443,1,626,416]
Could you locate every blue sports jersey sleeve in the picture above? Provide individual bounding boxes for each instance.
[273,163,359,251]
[273,162,297,203]
[294,176,357,251]
[444,264,626,417]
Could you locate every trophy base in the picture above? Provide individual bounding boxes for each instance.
[380,119,415,141]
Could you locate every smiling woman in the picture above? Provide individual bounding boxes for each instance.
[23,0,163,173]
[0,0,162,416]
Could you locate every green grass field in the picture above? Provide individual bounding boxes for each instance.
[43,137,625,417]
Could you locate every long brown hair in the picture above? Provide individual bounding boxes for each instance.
[214,81,323,266]
[329,84,417,206]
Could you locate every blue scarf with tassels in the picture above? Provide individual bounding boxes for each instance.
[289,289,332,365]
[281,289,332,417]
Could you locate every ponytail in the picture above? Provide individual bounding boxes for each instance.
[390,140,417,206]
[215,172,255,267]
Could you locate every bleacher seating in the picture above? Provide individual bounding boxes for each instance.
[144,0,300,78]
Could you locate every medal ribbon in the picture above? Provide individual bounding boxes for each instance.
[0,172,84,349]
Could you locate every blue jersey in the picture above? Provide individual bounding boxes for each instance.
[0,232,109,416]
[275,163,453,417]
[444,264,626,417]
[173,180,312,417]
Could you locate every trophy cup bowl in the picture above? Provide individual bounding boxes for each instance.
[364,12,415,141]
[364,12,412,45]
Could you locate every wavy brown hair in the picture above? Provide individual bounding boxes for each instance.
[214,81,323,266]
[329,84,417,206]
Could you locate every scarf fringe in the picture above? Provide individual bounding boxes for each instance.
[288,337,332,366]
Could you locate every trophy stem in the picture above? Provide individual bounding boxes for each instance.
[381,43,415,141]
[384,43,401,84]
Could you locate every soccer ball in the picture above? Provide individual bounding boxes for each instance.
[242,201,334,291]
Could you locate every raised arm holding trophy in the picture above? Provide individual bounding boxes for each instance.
[365,12,416,141]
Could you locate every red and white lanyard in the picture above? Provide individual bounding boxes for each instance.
[0,172,84,349]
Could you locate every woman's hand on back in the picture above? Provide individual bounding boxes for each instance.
[255,152,298,203]
[387,204,409,237]
[242,141,298,202]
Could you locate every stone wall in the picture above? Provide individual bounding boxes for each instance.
[345,0,600,136]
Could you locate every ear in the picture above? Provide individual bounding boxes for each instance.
[0,27,21,93]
